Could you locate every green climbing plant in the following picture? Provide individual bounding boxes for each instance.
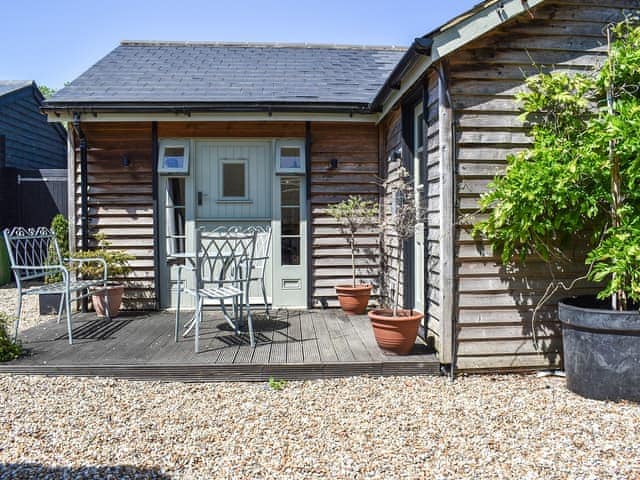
[475,18,640,310]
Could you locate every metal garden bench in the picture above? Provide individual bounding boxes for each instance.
[2,227,110,344]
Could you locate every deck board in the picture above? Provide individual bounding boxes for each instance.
[1,309,440,381]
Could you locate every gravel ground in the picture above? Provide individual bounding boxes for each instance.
[0,284,56,332]
[0,374,638,479]
[0,286,639,479]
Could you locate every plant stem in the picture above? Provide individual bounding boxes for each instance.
[351,234,356,288]
[394,241,402,316]
[607,25,625,311]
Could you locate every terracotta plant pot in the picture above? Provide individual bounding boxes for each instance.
[335,284,372,315]
[92,284,124,318]
[368,309,424,355]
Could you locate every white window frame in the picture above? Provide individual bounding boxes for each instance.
[158,139,190,175]
[219,158,249,200]
[275,139,305,174]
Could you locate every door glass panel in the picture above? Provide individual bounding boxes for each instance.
[166,178,186,256]
[280,178,301,265]
[222,162,246,198]
[281,208,300,235]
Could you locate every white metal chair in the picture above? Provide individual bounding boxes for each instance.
[175,229,257,352]
[201,225,272,314]
[2,227,110,344]
[246,226,272,316]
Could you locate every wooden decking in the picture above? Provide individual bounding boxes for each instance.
[0,309,439,382]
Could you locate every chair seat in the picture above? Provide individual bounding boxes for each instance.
[185,285,243,299]
[23,279,105,296]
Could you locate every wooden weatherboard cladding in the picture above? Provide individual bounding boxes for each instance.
[309,123,380,307]
[448,0,638,371]
[73,121,380,310]
[380,69,445,360]
[72,122,155,309]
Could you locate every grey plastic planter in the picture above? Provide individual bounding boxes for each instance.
[558,296,640,402]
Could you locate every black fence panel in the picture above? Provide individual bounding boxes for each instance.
[0,168,67,230]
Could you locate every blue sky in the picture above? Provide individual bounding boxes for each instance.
[1,1,480,90]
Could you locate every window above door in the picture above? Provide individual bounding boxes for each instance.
[158,139,190,175]
[275,139,305,174]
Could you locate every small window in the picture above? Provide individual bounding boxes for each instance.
[158,140,189,174]
[221,160,247,199]
[276,140,305,173]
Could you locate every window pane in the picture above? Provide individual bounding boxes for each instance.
[223,163,246,197]
[281,178,300,206]
[280,146,301,169]
[282,207,300,235]
[281,237,300,265]
[166,178,186,254]
[164,147,185,169]
[168,178,185,207]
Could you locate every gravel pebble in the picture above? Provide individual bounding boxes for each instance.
[0,284,56,332]
[0,375,638,479]
[0,287,639,479]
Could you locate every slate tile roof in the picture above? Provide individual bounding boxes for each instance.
[47,42,406,107]
[0,81,33,98]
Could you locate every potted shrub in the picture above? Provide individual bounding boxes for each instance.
[71,234,133,318]
[368,167,424,354]
[475,20,640,401]
[327,195,379,314]
[40,214,69,315]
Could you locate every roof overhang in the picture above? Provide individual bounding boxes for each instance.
[373,0,546,119]
[43,101,381,123]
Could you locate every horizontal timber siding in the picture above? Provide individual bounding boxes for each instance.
[380,109,404,309]
[309,122,380,306]
[449,0,639,371]
[424,71,442,356]
[0,86,66,170]
[74,122,155,309]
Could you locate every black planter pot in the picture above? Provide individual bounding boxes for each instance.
[558,296,640,402]
[39,293,62,315]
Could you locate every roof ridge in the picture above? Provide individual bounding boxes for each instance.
[119,40,407,51]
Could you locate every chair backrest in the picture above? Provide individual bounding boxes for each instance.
[247,226,272,278]
[203,225,272,279]
[2,227,63,283]
[195,229,257,293]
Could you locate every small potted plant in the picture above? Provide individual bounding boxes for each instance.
[40,214,69,314]
[475,20,640,401]
[327,195,379,314]
[71,234,133,318]
[368,167,424,354]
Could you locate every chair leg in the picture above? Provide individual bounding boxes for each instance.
[261,278,270,318]
[195,296,202,353]
[57,293,65,324]
[65,292,73,345]
[13,292,23,343]
[103,285,111,321]
[175,288,182,342]
[246,300,255,347]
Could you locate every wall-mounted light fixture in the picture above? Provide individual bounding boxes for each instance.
[122,155,130,167]
[328,158,339,170]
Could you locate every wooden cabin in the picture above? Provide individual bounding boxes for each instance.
[373,0,640,371]
[43,43,404,312]
[43,0,640,372]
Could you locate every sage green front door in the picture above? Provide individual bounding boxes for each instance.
[159,139,308,309]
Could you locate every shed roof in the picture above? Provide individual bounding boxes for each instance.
[0,80,34,98]
[45,42,406,111]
